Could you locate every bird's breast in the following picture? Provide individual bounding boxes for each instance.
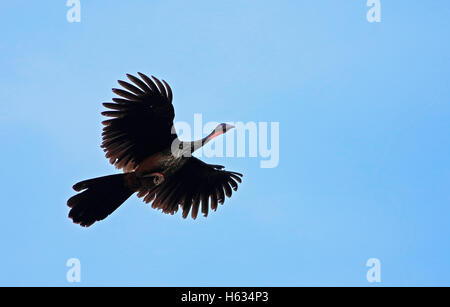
[134,152,165,175]
[134,151,183,177]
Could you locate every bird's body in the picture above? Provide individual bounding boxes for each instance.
[67,73,242,227]
[135,149,182,176]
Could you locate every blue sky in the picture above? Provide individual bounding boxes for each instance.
[0,1,449,286]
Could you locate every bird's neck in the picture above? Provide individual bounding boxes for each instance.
[187,135,212,153]
[179,131,220,157]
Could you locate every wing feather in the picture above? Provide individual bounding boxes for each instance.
[101,73,176,170]
[136,157,243,219]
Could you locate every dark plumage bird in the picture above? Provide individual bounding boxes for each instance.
[67,72,242,227]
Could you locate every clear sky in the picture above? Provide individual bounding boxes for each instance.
[0,1,449,286]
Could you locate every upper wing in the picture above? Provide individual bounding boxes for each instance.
[101,72,176,171]
[137,157,243,219]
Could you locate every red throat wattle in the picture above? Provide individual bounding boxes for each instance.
[208,130,224,140]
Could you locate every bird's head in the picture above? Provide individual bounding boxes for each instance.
[206,123,235,142]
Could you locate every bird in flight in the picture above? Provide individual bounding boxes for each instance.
[67,73,243,227]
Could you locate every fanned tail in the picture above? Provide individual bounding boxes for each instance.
[67,173,138,227]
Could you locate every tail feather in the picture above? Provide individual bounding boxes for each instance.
[67,173,136,227]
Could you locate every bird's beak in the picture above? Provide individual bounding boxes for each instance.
[226,124,235,131]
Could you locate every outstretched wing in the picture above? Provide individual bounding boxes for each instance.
[137,157,243,219]
[101,72,176,171]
